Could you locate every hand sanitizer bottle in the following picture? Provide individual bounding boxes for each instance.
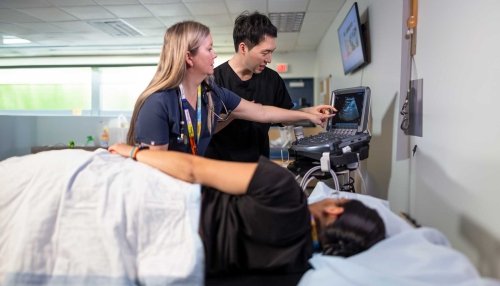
[100,127,109,148]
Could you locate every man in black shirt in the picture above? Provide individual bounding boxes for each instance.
[205,12,293,162]
[206,12,335,162]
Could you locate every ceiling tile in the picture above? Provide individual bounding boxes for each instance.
[195,14,232,27]
[51,21,101,32]
[61,6,116,20]
[123,17,165,29]
[268,0,308,13]
[138,28,166,37]
[146,4,190,17]
[0,23,35,36]
[159,15,195,27]
[0,0,52,9]
[0,0,342,56]
[183,0,222,2]
[277,32,299,41]
[140,0,180,3]
[229,13,240,22]
[184,1,228,16]
[94,0,140,4]
[16,22,64,33]
[79,33,113,40]
[275,41,293,52]
[300,12,333,34]
[297,31,323,46]
[19,7,77,21]
[104,5,153,18]
[27,32,83,42]
[225,0,267,14]
[297,11,333,47]
[134,35,163,42]
[307,0,345,12]
[49,0,97,6]
[0,8,44,23]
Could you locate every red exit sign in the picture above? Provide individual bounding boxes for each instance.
[276,63,288,73]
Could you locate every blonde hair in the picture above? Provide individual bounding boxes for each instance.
[127,21,211,145]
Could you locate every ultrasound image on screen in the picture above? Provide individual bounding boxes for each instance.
[339,97,359,121]
[331,92,364,128]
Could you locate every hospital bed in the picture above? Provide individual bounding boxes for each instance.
[0,149,497,286]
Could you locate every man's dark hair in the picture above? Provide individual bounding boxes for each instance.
[321,200,386,257]
[233,11,278,52]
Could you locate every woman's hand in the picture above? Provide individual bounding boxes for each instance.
[108,143,133,158]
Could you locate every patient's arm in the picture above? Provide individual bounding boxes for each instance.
[108,144,256,195]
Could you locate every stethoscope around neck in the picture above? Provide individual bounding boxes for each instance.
[176,88,189,145]
[175,84,232,145]
[175,84,208,145]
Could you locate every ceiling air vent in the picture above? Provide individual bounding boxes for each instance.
[88,19,143,37]
[269,12,305,33]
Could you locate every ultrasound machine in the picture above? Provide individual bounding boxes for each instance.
[287,86,372,191]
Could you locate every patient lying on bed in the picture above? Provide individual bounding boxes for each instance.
[0,146,384,286]
[108,144,386,279]
[1,147,496,286]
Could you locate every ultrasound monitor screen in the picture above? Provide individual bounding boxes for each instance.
[330,91,365,130]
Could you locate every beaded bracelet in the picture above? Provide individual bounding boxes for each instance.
[132,145,149,160]
[130,146,138,160]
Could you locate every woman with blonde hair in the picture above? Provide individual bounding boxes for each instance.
[127,21,333,156]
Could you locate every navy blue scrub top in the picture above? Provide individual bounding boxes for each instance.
[134,84,241,156]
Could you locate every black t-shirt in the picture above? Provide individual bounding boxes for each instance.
[205,62,293,162]
[200,157,312,276]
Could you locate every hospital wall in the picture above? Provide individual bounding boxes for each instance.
[315,0,500,279]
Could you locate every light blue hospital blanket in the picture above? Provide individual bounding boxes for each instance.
[300,183,500,286]
[0,149,203,286]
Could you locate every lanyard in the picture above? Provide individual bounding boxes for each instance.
[179,84,202,155]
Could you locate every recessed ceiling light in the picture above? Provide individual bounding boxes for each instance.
[269,12,305,33]
[88,19,143,37]
[2,35,31,45]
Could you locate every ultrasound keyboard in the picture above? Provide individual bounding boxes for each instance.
[290,131,370,154]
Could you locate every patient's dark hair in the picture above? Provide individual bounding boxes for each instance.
[321,200,385,257]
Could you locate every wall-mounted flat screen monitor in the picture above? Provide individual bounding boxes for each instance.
[337,2,367,74]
